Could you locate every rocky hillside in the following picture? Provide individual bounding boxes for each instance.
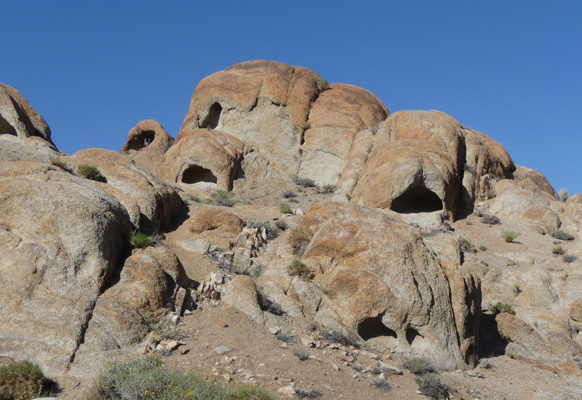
[1,61,581,399]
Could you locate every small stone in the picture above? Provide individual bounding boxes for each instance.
[332,363,340,371]
[269,326,281,335]
[220,321,229,328]
[359,350,378,359]
[280,343,288,348]
[166,340,179,351]
[378,362,403,375]
[301,336,315,348]
[278,385,296,395]
[179,347,190,355]
[221,356,234,365]
[378,372,386,381]
[215,346,231,355]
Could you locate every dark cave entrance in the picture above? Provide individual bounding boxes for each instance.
[126,130,155,152]
[357,315,398,341]
[200,102,222,129]
[390,183,443,213]
[0,116,17,136]
[181,165,218,185]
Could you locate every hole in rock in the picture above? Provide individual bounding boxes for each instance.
[126,130,155,152]
[181,165,218,185]
[390,182,443,213]
[358,315,398,341]
[200,102,222,129]
[406,327,426,349]
[0,116,17,136]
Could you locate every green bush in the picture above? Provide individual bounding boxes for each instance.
[295,177,316,188]
[488,302,516,315]
[480,214,500,225]
[501,230,519,243]
[563,254,578,263]
[0,360,55,400]
[293,349,309,361]
[552,245,565,255]
[414,374,451,400]
[402,357,435,375]
[279,203,292,214]
[457,238,474,253]
[275,221,289,231]
[551,230,575,241]
[283,191,297,199]
[316,79,330,92]
[288,260,314,280]
[129,231,154,249]
[212,190,235,207]
[288,227,313,256]
[317,184,336,194]
[78,164,105,181]
[372,379,391,393]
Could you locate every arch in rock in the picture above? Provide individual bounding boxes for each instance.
[199,102,223,129]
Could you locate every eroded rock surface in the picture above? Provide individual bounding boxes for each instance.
[120,119,174,175]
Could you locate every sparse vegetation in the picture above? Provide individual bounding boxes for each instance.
[275,221,289,231]
[501,230,519,243]
[319,330,359,348]
[551,230,575,241]
[563,254,578,263]
[316,79,330,92]
[187,194,202,203]
[143,313,183,341]
[480,214,501,225]
[129,231,154,249]
[458,237,474,253]
[512,284,522,296]
[488,302,516,315]
[479,245,488,251]
[295,177,316,188]
[283,190,297,199]
[78,164,105,181]
[250,222,278,240]
[275,331,294,343]
[279,202,292,214]
[552,245,565,255]
[212,190,235,207]
[0,360,56,400]
[414,374,452,400]
[559,188,570,202]
[295,388,322,399]
[372,379,391,393]
[288,227,313,256]
[293,349,310,361]
[50,155,70,171]
[402,357,435,375]
[288,260,314,280]
[317,184,335,194]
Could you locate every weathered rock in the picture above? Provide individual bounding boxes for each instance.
[0,161,130,375]
[0,84,54,146]
[564,193,582,233]
[296,201,480,369]
[120,120,174,175]
[179,206,245,251]
[571,299,582,322]
[222,275,277,327]
[159,128,249,191]
[513,166,559,200]
[70,149,182,232]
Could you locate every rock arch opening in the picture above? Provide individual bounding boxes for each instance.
[406,327,427,349]
[390,182,443,213]
[181,164,218,185]
[200,102,222,129]
[357,315,398,341]
[126,130,155,152]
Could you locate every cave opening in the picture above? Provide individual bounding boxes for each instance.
[357,315,398,341]
[390,182,443,213]
[405,327,425,348]
[200,102,222,129]
[0,115,17,136]
[181,165,218,185]
[126,130,155,152]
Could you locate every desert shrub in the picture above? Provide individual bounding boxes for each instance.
[317,184,335,194]
[50,155,71,172]
[283,191,297,198]
[552,245,565,255]
[231,385,273,400]
[295,177,316,188]
[0,360,56,400]
[372,379,391,393]
[295,388,322,399]
[78,164,105,181]
[316,79,330,92]
[275,221,289,231]
[457,238,474,253]
[319,330,359,348]
[129,231,154,249]
[293,349,310,361]
[488,302,516,315]
[414,374,451,400]
[551,230,575,241]
[212,190,235,207]
[563,254,578,263]
[559,188,570,202]
[501,230,519,243]
[143,312,183,341]
[402,357,435,375]
[187,194,202,203]
[479,358,492,369]
[275,331,294,343]
[250,222,278,240]
[480,214,500,225]
[279,202,292,214]
[288,260,314,280]
[479,245,487,251]
[288,227,313,255]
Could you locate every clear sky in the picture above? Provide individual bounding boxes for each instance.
[3,0,581,195]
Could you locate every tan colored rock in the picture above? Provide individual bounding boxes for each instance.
[120,120,174,175]
[222,275,277,326]
[297,201,480,369]
[184,206,245,249]
[513,166,559,200]
[571,299,582,322]
[564,193,582,233]
[0,84,54,146]
[70,149,181,232]
[350,111,514,220]
[159,129,249,191]
[521,205,561,235]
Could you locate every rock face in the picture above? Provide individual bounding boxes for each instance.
[294,201,481,369]
[120,120,174,175]
[0,84,55,147]
[349,111,515,220]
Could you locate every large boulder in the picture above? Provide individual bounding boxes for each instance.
[0,84,55,147]
[292,201,481,369]
[349,111,515,220]
[120,119,174,175]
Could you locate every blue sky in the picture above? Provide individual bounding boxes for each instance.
[3,1,581,195]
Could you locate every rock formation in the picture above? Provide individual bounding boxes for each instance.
[120,119,174,175]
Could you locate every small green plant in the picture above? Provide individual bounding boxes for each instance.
[295,388,322,399]
[551,230,575,241]
[129,231,154,249]
[563,254,578,263]
[283,190,297,198]
[288,227,313,256]
[372,379,391,393]
[317,184,336,194]
[488,302,516,315]
[479,358,492,369]
[231,385,273,400]
[479,245,488,251]
[293,349,310,361]
[501,230,519,243]
[50,155,71,172]
[0,360,56,400]
[78,164,105,181]
[288,260,314,279]
[402,357,435,375]
[457,238,474,253]
[559,188,570,202]
[212,190,235,207]
[552,245,565,255]
[480,214,501,225]
[187,194,202,203]
[414,374,451,400]
[279,202,292,214]
[295,177,316,188]
[275,221,289,231]
[316,79,330,92]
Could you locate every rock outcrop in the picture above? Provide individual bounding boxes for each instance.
[120,119,174,175]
